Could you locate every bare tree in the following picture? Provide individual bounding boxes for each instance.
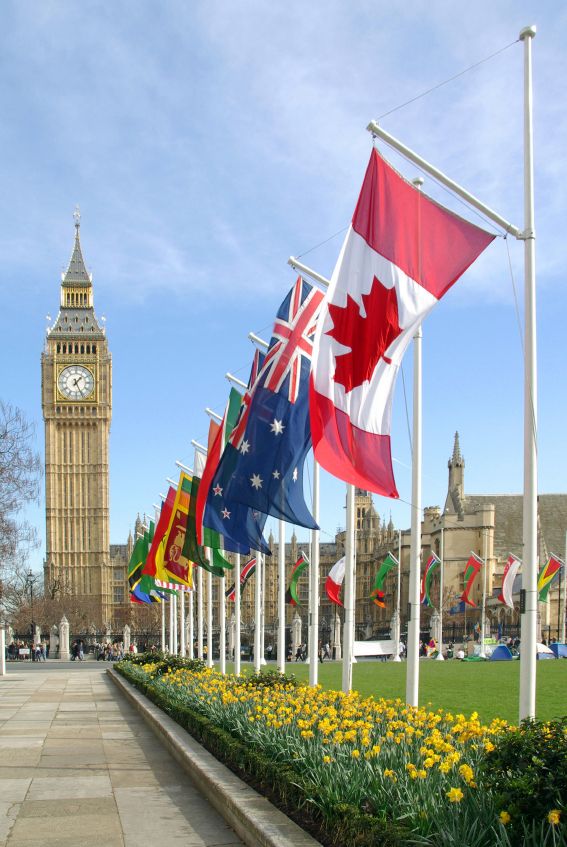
[0,401,42,614]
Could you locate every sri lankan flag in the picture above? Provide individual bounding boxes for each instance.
[538,555,563,601]
[155,472,193,591]
[370,552,398,607]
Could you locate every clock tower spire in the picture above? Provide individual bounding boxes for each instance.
[42,213,113,625]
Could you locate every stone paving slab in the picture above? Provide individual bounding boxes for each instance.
[1,665,245,847]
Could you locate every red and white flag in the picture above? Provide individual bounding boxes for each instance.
[310,150,495,496]
[498,553,522,608]
[325,556,345,606]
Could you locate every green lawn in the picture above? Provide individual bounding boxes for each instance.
[217,659,567,725]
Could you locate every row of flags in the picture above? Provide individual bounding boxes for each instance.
[128,147,498,608]
[127,149,561,632]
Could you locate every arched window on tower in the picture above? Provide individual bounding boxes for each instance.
[93,344,97,354]
[75,344,79,353]
[80,344,84,354]
[56,343,61,354]
[62,343,67,354]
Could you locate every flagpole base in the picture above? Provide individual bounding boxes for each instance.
[260,658,267,666]
[391,655,402,663]
[435,653,445,661]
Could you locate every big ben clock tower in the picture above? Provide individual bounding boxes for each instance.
[42,210,112,625]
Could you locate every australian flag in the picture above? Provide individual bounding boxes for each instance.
[222,276,324,528]
[203,351,271,554]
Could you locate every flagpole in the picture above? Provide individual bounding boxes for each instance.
[161,601,166,652]
[562,533,567,644]
[392,530,402,662]
[260,553,266,666]
[479,530,488,659]
[406,323,422,708]
[219,572,226,674]
[234,553,241,675]
[171,592,175,654]
[309,459,320,685]
[197,567,203,660]
[173,592,178,655]
[188,589,194,658]
[519,24,537,723]
[342,484,355,693]
[254,552,262,673]
[278,520,286,673]
[436,528,445,661]
[180,589,186,656]
[206,568,213,669]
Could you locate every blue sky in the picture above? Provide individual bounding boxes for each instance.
[1,1,566,574]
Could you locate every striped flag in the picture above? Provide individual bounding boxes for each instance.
[498,554,522,608]
[370,552,398,608]
[461,553,483,608]
[325,556,345,607]
[225,557,257,602]
[285,553,309,606]
[420,553,441,607]
[538,555,563,601]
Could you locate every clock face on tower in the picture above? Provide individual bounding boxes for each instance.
[58,365,95,400]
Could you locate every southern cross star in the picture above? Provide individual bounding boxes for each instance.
[221,508,231,519]
[250,474,263,490]
[292,467,298,482]
[272,469,281,480]
[240,440,250,455]
[270,418,285,435]
[213,485,223,496]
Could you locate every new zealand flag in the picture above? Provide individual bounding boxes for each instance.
[222,276,324,528]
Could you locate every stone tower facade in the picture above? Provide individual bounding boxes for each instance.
[42,213,113,626]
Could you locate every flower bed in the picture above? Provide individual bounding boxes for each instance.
[116,656,566,847]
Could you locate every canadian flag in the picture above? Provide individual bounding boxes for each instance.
[310,150,495,496]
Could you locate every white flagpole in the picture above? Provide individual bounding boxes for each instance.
[172,592,178,654]
[197,567,203,660]
[161,601,166,652]
[309,459,320,685]
[219,572,226,675]
[479,530,488,658]
[180,589,186,656]
[168,593,174,653]
[188,589,194,658]
[206,567,213,669]
[278,520,286,673]
[260,552,266,665]
[254,552,262,673]
[436,528,445,661]
[562,534,567,644]
[406,323,422,707]
[392,530,402,662]
[342,484,356,692]
[234,554,241,675]
[519,25,537,722]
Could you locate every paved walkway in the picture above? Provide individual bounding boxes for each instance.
[0,663,244,847]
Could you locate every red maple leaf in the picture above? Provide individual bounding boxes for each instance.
[326,275,402,392]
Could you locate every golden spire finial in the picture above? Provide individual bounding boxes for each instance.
[73,205,81,230]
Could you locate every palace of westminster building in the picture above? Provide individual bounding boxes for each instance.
[42,222,567,638]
